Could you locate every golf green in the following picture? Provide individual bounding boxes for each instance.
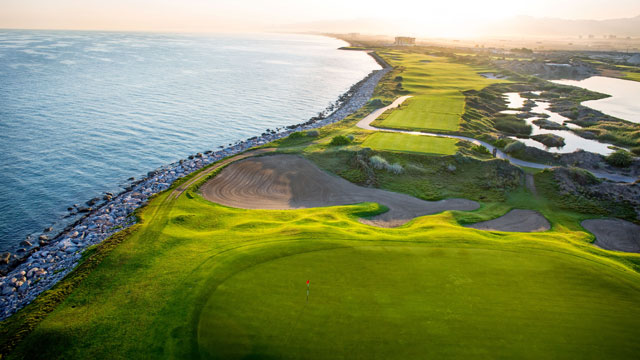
[198,245,640,359]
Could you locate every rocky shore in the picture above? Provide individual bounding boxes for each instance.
[0,53,392,321]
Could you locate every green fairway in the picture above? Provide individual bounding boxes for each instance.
[379,96,464,131]
[362,132,458,155]
[200,245,640,359]
[373,53,505,132]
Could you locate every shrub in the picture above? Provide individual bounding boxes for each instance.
[369,155,403,174]
[630,146,640,156]
[387,163,404,174]
[472,144,491,155]
[287,132,305,139]
[494,116,532,136]
[394,76,403,81]
[493,138,508,148]
[504,141,525,154]
[606,150,633,167]
[305,130,319,137]
[369,155,389,169]
[368,99,385,108]
[329,135,352,146]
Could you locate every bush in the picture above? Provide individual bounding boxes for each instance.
[472,144,491,155]
[287,132,305,139]
[493,138,508,148]
[305,130,319,137]
[368,99,385,108]
[630,146,640,156]
[330,135,352,146]
[504,141,525,154]
[369,155,389,169]
[606,150,633,167]
[494,116,532,136]
[369,155,403,174]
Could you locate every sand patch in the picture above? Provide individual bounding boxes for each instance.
[582,218,640,253]
[466,209,550,232]
[200,154,479,227]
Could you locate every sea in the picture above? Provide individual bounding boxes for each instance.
[0,30,380,253]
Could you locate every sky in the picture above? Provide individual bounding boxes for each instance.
[2,0,640,36]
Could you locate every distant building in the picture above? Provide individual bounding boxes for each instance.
[608,34,617,39]
[394,37,416,46]
[588,34,594,39]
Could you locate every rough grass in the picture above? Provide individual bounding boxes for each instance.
[362,132,458,155]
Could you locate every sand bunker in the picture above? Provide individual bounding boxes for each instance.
[466,209,550,232]
[200,155,479,227]
[582,218,640,253]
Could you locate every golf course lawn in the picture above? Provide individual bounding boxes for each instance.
[200,245,640,359]
[4,48,640,360]
[374,53,505,132]
[6,183,640,359]
[377,96,464,132]
[362,132,458,155]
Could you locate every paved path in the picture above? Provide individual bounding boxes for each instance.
[357,96,636,183]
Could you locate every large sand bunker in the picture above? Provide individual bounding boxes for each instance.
[582,218,640,253]
[466,209,550,232]
[200,155,479,227]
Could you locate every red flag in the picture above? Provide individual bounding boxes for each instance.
[306,280,310,285]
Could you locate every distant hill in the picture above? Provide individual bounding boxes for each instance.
[275,15,640,39]
[482,15,640,37]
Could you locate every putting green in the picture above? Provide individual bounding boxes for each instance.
[198,245,640,359]
[362,132,458,155]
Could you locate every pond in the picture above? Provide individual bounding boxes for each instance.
[552,76,640,124]
[504,93,615,155]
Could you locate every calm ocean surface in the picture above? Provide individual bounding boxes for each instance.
[0,30,379,252]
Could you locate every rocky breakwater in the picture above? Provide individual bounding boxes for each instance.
[0,53,392,321]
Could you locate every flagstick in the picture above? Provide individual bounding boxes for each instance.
[306,280,310,302]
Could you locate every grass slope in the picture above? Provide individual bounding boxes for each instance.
[362,132,458,155]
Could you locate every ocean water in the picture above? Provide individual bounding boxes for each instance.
[0,30,380,252]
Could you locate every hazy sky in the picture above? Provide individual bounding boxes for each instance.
[2,0,639,35]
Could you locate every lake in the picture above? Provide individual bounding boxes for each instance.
[552,76,640,123]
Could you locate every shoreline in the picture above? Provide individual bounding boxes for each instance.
[0,51,392,320]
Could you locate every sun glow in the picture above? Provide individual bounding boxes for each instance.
[1,0,639,36]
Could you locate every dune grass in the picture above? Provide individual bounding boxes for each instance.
[373,53,507,132]
[362,132,458,155]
